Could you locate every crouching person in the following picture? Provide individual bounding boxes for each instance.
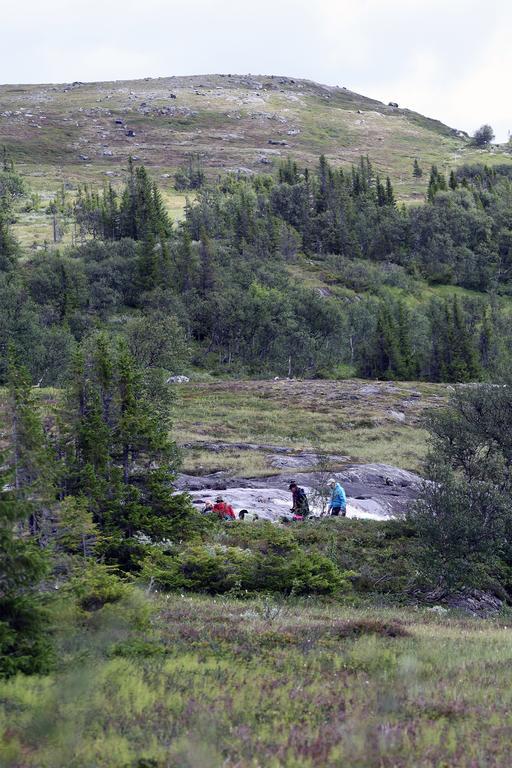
[289,481,310,518]
[201,500,214,514]
[212,495,236,520]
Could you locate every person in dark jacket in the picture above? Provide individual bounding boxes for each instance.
[289,481,310,517]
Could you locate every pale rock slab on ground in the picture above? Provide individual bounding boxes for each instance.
[177,463,424,521]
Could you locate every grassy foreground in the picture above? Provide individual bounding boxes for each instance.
[1,590,511,768]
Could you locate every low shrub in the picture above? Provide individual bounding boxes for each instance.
[140,542,348,596]
[65,562,130,611]
[223,518,421,596]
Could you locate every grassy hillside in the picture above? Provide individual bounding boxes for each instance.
[2,73,512,249]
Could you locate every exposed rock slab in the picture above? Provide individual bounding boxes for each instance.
[177,462,424,520]
[188,487,390,521]
[422,589,504,617]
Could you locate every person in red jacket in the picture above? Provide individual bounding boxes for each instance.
[212,495,236,520]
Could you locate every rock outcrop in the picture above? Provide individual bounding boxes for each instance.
[177,462,424,521]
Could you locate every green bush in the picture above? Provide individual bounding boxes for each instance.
[140,541,348,596]
[223,518,421,596]
[65,562,130,611]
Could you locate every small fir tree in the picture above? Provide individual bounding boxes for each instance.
[413,159,423,178]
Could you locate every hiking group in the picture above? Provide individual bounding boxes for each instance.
[202,478,347,522]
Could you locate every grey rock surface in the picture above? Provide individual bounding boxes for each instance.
[422,589,504,617]
[176,462,424,520]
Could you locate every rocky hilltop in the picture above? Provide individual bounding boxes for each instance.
[2,73,508,204]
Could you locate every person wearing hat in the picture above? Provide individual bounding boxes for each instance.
[288,481,310,517]
[327,478,347,517]
[212,495,236,520]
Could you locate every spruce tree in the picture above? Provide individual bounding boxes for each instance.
[376,176,387,207]
[479,307,496,373]
[370,304,403,379]
[413,159,423,178]
[427,165,447,202]
[0,473,53,677]
[385,177,396,207]
[6,351,54,535]
[450,296,480,381]
[397,301,416,379]
[177,226,195,292]
[62,335,198,565]
[0,157,20,270]
[449,170,458,191]
[0,355,53,677]
[199,228,216,296]
[55,495,99,558]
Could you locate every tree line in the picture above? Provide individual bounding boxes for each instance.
[2,152,512,383]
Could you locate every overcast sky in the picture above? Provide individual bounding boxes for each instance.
[2,0,510,142]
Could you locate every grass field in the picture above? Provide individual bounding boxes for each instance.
[172,379,447,475]
[2,590,512,768]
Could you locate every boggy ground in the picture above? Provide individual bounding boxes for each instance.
[2,592,512,768]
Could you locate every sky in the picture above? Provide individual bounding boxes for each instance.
[2,0,510,142]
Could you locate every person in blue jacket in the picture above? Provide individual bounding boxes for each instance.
[327,477,347,517]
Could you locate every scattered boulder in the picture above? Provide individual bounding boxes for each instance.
[358,384,380,396]
[267,452,349,470]
[388,101,399,108]
[232,167,255,176]
[444,590,503,616]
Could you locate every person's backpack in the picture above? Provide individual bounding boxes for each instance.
[296,487,310,516]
